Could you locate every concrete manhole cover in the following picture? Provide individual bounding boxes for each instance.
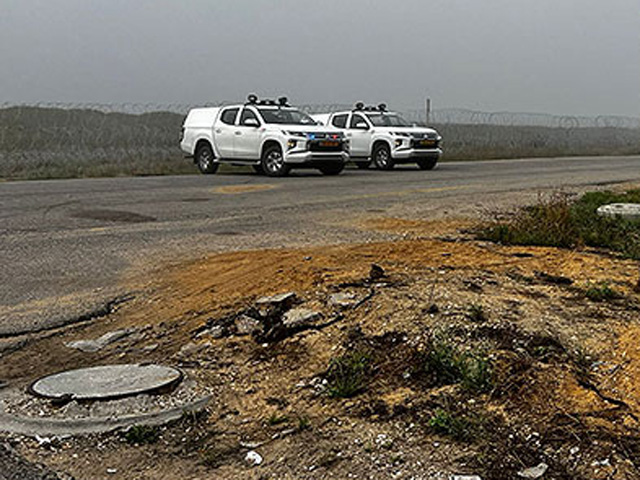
[30,364,182,401]
[597,203,640,222]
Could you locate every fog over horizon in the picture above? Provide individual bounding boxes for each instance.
[1,0,639,118]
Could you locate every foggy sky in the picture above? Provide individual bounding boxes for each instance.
[1,0,639,117]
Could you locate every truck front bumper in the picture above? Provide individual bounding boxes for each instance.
[284,151,349,165]
[392,147,443,162]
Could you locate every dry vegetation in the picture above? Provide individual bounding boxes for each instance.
[1,106,639,180]
[2,195,640,478]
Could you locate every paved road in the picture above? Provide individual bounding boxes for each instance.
[1,156,640,335]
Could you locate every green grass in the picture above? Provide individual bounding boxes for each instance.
[428,408,482,441]
[584,282,620,302]
[424,336,493,393]
[326,350,372,398]
[266,413,289,426]
[481,189,640,260]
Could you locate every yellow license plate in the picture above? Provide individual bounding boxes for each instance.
[320,141,340,147]
[420,140,436,147]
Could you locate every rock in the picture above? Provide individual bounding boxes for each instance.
[369,264,385,281]
[245,450,263,466]
[517,462,548,479]
[235,315,262,336]
[0,380,7,390]
[256,292,297,307]
[451,476,482,480]
[142,343,159,352]
[282,308,322,329]
[66,329,135,353]
[329,293,358,308]
[177,342,211,357]
[597,203,640,222]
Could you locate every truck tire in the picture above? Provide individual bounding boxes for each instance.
[195,143,219,175]
[318,163,345,176]
[417,157,438,171]
[372,143,394,171]
[355,161,371,170]
[261,144,291,177]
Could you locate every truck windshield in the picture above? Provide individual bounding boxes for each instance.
[258,108,317,125]
[365,113,412,127]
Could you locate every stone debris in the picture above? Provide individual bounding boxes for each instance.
[235,315,262,336]
[282,308,322,329]
[517,462,548,479]
[451,476,483,480]
[245,450,263,466]
[597,203,640,222]
[329,292,358,308]
[65,329,135,353]
[0,380,7,390]
[177,342,211,358]
[369,264,386,281]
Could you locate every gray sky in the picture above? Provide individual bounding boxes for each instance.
[1,0,639,116]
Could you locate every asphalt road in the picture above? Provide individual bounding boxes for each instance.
[1,156,640,335]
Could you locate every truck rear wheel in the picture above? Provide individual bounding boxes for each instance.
[261,145,291,177]
[372,143,394,171]
[195,143,219,175]
[318,163,345,176]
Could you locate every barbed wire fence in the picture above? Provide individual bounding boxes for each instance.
[1,101,639,179]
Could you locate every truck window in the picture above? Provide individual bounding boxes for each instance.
[240,108,259,126]
[220,108,239,125]
[332,114,348,129]
[349,114,368,129]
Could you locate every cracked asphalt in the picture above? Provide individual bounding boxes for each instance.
[1,156,640,336]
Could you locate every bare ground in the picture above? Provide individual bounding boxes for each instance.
[2,213,640,479]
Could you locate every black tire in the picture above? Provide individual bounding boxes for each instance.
[261,144,291,177]
[252,164,265,175]
[355,161,371,170]
[417,157,438,171]
[195,143,219,175]
[318,163,345,176]
[372,143,394,170]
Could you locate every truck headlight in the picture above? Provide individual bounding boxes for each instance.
[287,139,298,150]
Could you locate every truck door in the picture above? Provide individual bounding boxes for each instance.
[214,107,239,158]
[234,107,262,160]
[347,113,372,158]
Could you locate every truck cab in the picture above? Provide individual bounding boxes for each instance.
[180,96,349,177]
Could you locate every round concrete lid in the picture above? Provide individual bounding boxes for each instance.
[30,364,183,401]
[597,203,640,221]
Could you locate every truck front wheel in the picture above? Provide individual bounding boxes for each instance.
[261,145,291,177]
[195,143,219,175]
[372,143,394,171]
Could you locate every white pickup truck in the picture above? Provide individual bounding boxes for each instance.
[313,104,442,171]
[180,96,349,177]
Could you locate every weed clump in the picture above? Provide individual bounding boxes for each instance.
[584,282,620,302]
[481,189,640,259]
[467,303,488,322]
[326,350,371,398]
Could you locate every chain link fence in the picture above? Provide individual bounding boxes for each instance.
[1,102,639,179]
